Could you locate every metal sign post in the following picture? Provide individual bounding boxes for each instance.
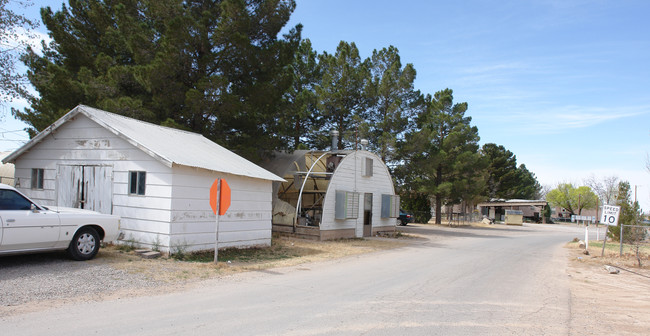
[599,205,621,257]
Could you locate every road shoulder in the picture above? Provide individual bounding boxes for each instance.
[566,246,650,335]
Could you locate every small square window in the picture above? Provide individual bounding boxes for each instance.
[31,168,44,189]
[129,171,146,195]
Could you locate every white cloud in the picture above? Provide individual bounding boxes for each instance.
[477,104,648,135]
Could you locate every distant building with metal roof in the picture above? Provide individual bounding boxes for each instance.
[477,199,549,223]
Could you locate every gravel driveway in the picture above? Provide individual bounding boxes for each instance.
[1,237,402,313]
[0,251,162,308]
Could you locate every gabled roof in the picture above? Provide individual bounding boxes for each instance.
[3,105,284,182]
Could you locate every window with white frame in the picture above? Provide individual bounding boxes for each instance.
[31,168,44,189]
[335,190,360,219]
[381,194,400,218]
[129,171,146,195]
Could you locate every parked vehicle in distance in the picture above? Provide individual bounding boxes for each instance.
[0,183,121,260]
[398,209,413,226]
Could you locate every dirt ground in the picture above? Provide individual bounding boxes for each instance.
[566,243,650,335]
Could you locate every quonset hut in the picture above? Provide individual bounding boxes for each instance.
[262,148,399,240]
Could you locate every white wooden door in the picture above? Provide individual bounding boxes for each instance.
[57,165,113,214]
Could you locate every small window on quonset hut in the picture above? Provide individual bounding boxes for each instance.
[363,158,373,177]
[129,171,146,195]
[31,168,44,190]
[335,190,360,219]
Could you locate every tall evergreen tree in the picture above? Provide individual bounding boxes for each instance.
[402,89,481,224]
[280,38,322,150]
[608,181,645,243]
[512,164,541,199]
[481,143,518,198]
[15,0,300,160]
[481,143,541,199]
[315,41,370,150]
[364,45,419,163]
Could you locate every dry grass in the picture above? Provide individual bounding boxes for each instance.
[99,236,408,283]
[566,240,650,269]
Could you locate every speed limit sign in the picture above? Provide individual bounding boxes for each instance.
[600,205,621,226]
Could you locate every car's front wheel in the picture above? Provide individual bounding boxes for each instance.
[67,227,100,261]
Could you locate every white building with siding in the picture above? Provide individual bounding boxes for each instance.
[2,105,283,253]
[262,150,398,240]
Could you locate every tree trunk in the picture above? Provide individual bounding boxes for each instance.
[435,164,443,224]
[294,119,301,149]
[435,193,442,225]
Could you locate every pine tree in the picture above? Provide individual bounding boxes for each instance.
[280,38,323,150]
[315,41,370,150]
[364,45,419,163]
[402,89,481,224]
[608,181,645,243]
[15,0,301,160]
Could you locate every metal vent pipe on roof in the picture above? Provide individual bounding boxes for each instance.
[330,130,339,151]
[360,139,368,151]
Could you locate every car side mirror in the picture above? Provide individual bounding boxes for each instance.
[30,203,39,213]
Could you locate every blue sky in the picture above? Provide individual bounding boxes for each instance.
[2,0,649,210]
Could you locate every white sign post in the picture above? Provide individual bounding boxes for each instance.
[584,220,589,250]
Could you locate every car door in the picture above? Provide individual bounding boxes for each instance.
[0,189,60,251]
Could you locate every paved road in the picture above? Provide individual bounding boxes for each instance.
[1,223,589,335]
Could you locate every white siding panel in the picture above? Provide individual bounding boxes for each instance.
[170,208,272,223]
[219,220,270,232]
[113,183,172,198]
[171,229,270,247]
[168,166,273,250]
[170,218,270,235]
[113,171,172,186]
[119,218,170,235]
[170,220,214,234]
[114,205,171,223]
[220,210,272,222]
[176,238,270,252]
[170,210,213,224]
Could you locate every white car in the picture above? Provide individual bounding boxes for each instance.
[0,183,121,260]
